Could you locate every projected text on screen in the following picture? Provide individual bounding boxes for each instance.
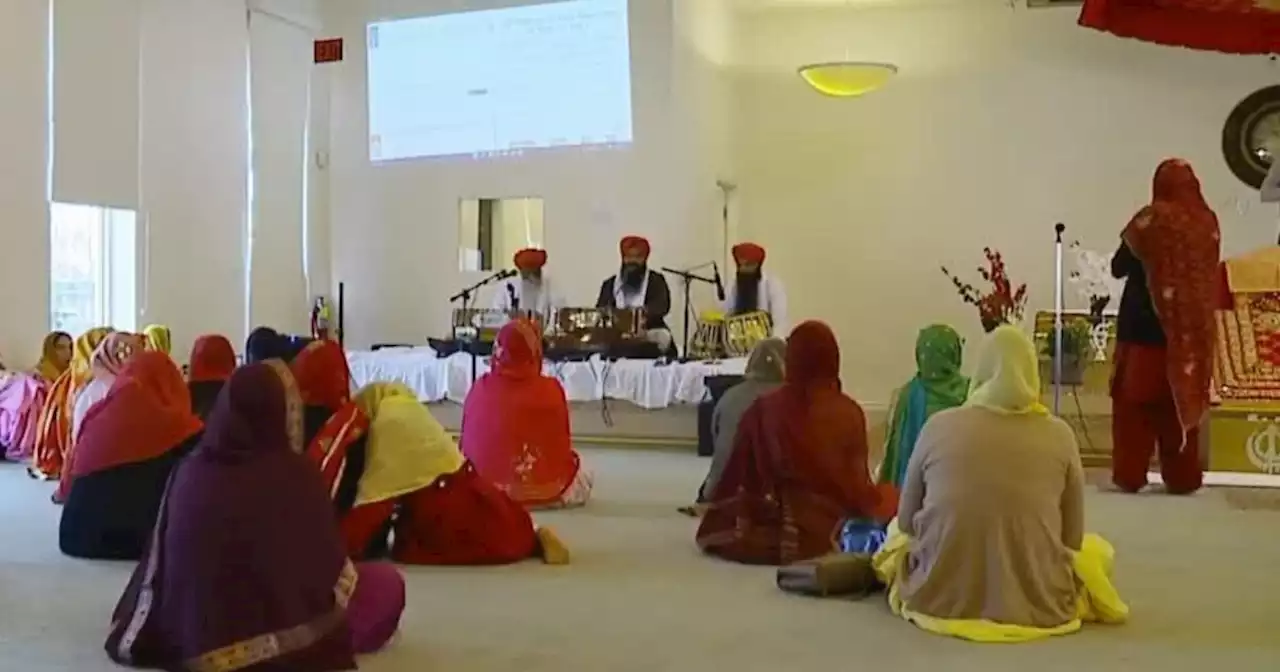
[367,0,633,162]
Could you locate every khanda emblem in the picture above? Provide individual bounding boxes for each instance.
[1246,421,1280,474]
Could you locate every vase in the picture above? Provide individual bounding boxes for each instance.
[1049,355,1087,386]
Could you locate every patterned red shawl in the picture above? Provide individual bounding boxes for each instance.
[1122,159,1221,441]
[1079,0,1280,54]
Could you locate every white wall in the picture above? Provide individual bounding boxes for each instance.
[0,0,51,367]
[735,4,1277,404]
[322,0,724,347]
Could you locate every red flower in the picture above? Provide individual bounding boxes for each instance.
[941,248,1027,332]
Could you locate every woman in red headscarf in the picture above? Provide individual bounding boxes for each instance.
[59,351,204,559]
[696,321,896,565]
[292,340,369,511]
[461,319,592,509]
[1110,159,1220,495]
[186,334,238,421]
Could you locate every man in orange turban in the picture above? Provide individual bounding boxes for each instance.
[494,248,560,325]
[594,235,674,354]
[725,242,788,336]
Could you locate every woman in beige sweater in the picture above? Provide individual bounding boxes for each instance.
[894,325,1086,630]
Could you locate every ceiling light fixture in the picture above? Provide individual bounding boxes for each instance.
[797,61,898,98]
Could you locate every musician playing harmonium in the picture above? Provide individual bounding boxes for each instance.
[493,247,562,326]
[595,235,675,353]
[723,242,788,337]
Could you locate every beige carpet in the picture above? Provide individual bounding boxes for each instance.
[2,450,1278,671]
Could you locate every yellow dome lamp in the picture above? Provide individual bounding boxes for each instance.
[797,61,898,98]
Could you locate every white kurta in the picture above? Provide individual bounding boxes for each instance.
[71,378,110,442]
[722,274,788,336]
[492,276,562,322]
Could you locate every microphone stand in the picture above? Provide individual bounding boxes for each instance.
[1053,223,1066,415]
[659,265,717,361]
[449,269,512,384]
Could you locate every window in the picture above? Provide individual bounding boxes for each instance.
[49,202,138,336]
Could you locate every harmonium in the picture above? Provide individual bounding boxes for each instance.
[549,307,645,354]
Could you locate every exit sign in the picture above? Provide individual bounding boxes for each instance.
[314,38,344,64]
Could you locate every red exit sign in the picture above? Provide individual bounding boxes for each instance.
[314,38,344,64]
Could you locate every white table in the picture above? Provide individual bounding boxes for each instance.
[346,347,748,409]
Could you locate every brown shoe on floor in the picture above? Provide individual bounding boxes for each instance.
[536,527,571,565]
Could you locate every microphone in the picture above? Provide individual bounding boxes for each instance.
[1055,222,1066,241]
[498,268,517,280]
[712,261,726,302]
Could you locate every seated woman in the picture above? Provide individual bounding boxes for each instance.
[104,362,404,669]
[70,332,141,442]
[245,325,286,363]
[31,327,112,480]
[696,321,896,565]
[142,323,172,355]
[873,326,1127,641]
[59,352,203,559]
[292,340,368,512]
[693,337,786,507]
[877,324,968,490]
[32,331,73,383]
[460,319,592,509]
[345,382,568,565]
[186,334,237,421]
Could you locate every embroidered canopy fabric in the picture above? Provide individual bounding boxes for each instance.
[1079,0,1280,54]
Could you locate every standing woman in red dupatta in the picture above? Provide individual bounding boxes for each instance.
[59,352,202,559]
[696,321,896,565]
[1110,158,1220,494]
[31,327,112,480]
[186,334,237,421]
[105,361,404,670]
[293,339,370,511]
[460,319,593,509]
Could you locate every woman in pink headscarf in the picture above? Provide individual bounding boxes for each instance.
[461,319,592,509]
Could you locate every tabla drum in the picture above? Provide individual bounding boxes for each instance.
[689,310,726,360]
[452,308,510,342]
[724,311,772,358]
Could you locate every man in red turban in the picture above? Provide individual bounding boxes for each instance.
[493,248,560,324]
[725,242,789,336]
[595,235,674,355]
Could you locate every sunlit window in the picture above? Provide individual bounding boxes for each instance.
[49,202,138,336]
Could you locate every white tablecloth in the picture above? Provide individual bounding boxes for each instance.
[346,348,748,409]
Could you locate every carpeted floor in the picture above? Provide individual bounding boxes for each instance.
[2,450,1279,671]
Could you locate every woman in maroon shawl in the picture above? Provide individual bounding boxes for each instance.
[1110,158,1220,495]
[696,320,897,565]
[105,361,404,670]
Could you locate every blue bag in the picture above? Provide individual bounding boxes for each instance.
[839,519,887,555]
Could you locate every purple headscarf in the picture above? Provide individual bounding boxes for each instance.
[105,361,358,671]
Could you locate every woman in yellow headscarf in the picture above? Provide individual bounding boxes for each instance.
[142,325,172,355]
[319,382,568,565]
[32,331,74,382]
[31,327,113,480]
[872,325,1127,642]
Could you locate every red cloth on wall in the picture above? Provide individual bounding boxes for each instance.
[1079,0,1280,55]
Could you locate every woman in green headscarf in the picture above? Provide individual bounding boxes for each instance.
[878,325,969,489]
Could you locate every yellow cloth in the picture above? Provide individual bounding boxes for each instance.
[1224,246,1280,293]
[72,328,113,381]
[872,520,1128,642]
[352,382,464,507]
[142,324,172,354]
[965,325,1047,416]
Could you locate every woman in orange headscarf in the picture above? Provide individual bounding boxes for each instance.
[187,334,238,421]
[59,351,203,559]
[1110,158,1220,495]
[696,321,896,565]
[461,319,592,509]
[31,327,112,480]
[292,340,369,510]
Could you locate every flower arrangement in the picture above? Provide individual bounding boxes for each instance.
[941,248,1028,332]
[1067,241,1122,325]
